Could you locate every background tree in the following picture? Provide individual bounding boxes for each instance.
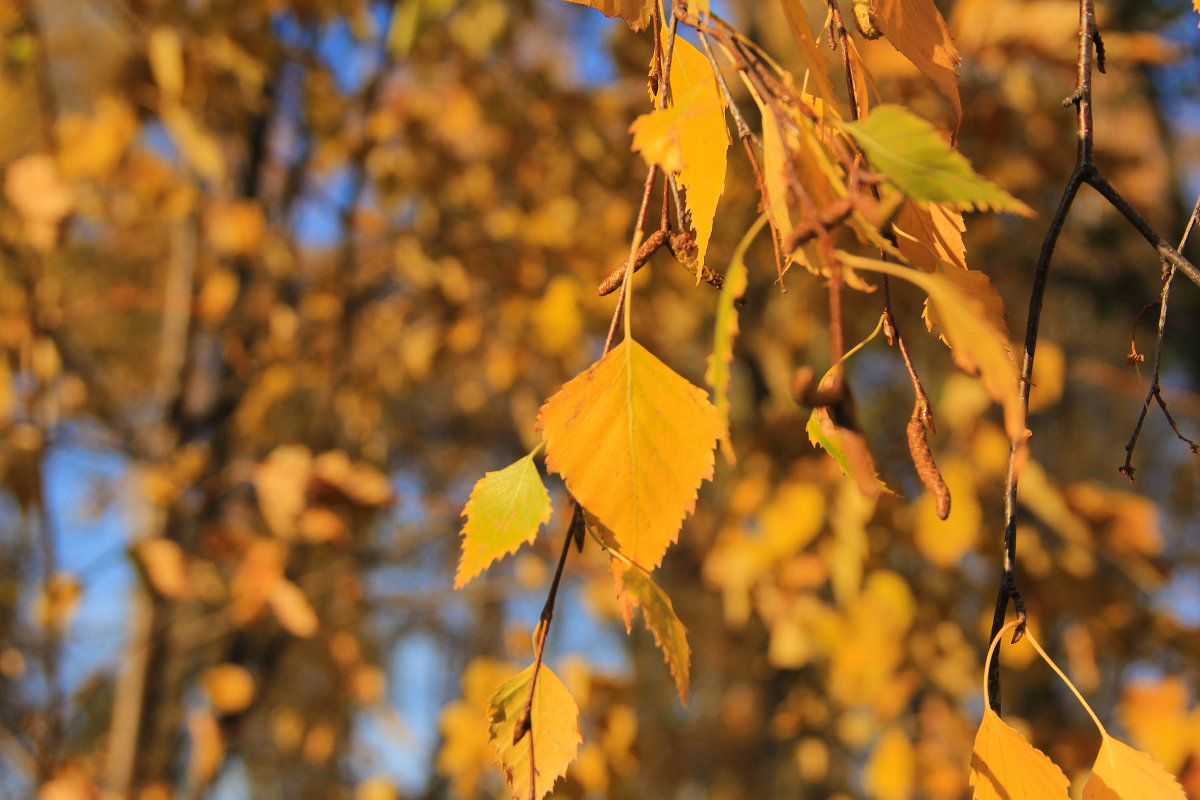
[0,0,1197,799]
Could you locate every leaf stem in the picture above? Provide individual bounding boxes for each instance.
[1024,630,1108,737]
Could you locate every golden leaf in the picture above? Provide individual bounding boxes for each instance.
[778,0,838,103]
[872,0,962,136]
[659,32,728,270]
[610,559,691,703]
[759,103,793,240]
[1084,735,1187,800]
[893,200,966,272]
[969,708,1070,800]
[488,663,581,800]
[537,338,722,569]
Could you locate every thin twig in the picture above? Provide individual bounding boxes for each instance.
[990,0,1100,713]
[511,505,581,800]
[1121,194,1200,477]
[826,0,940,476]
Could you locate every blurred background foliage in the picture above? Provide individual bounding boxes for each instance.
[0,0,1198,798]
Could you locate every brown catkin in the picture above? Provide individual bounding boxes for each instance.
[597,229,667,296]
[907,412,951,520]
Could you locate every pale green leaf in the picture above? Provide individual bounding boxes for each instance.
[838,105,1032,215]
[455,454,552,589]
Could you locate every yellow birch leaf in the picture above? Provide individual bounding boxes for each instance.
[1084,735,1187,800]
[610,560,691,703]
[488,663,581,800]
[872,0,962,137]
[659,32,728,271]
[778,0,838,103]
[759,103,793,240]
[560,0,655,31]
[706,215,767,463]
[455,453,552,589]
[969,708,1071,800]
[537,338,722,569]
[893,200,966,272]
[841,253,1021,437]
[630,82,713,175]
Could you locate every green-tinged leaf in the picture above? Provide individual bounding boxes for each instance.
[610,559,691,703]
[488,663,581,800]
[537,339,723,569]
[840,252,1023,437]
[455,453,552,589]
[560,0,654,31]
[706,215,768,464]
[1084,735,1187,800]
[838,105,1032,215]
[659,32,728,270]
[807,405,884,500]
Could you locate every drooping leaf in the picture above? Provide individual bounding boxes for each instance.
[610,559,691,703]
[1083,735,1187,800]
[659,32,728,271]
[758,103,793,241]
[840,253,1022,437]
[537,339,722,569]
[630,80,716,175]
[707,215,767,464]
[872,0,963,137]
[455,453,553,589]
[893,199,966,272]
[807,406,884,500]
[488,664,581,800]
[969,708,1071,800]
[922,263,1010,346]
[838,105,1032,215]
[777,0,837,103]
[560,0,654,31]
